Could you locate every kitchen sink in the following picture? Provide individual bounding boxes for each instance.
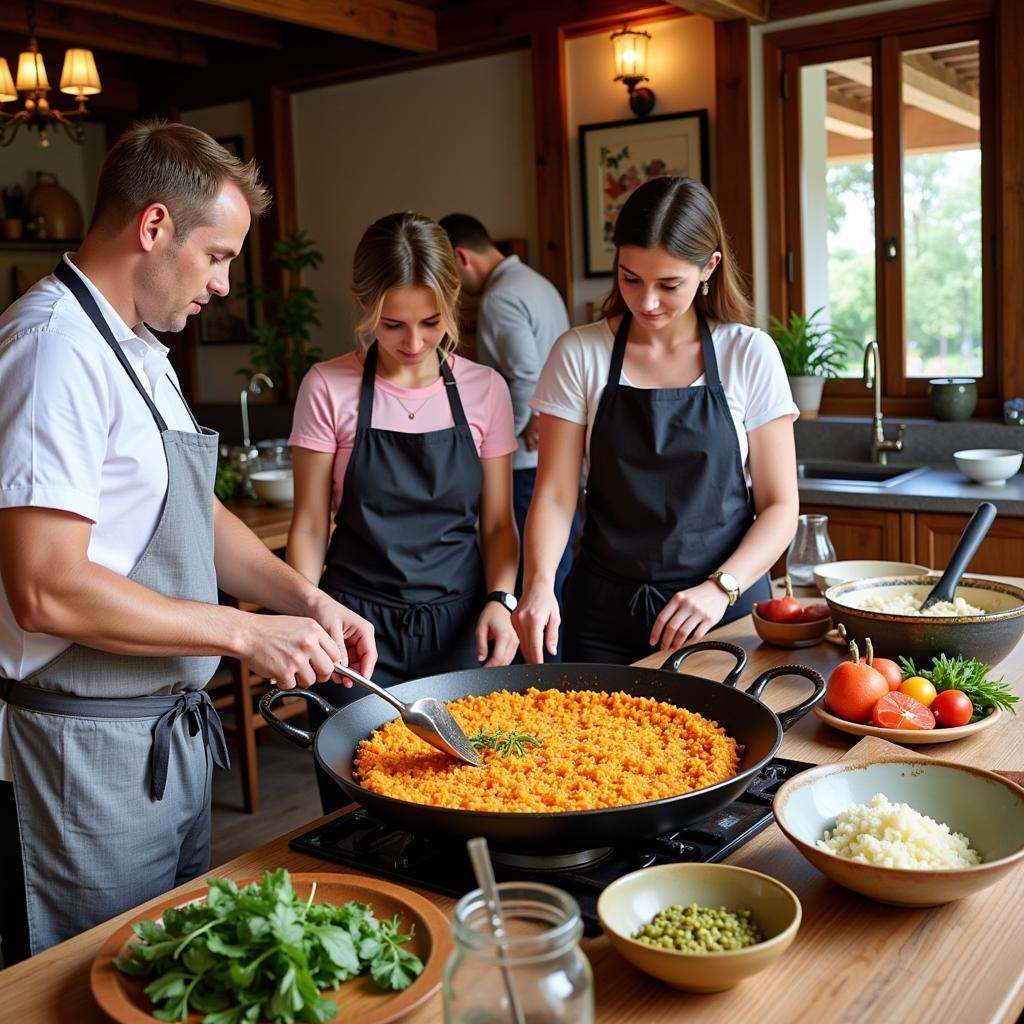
[796,461,929,488]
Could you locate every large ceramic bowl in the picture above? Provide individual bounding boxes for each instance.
[953,448,1024,485]
[824,574,1024,663]
[813,560,929,594]
[249,468,294,506]
[773,759,1024,906]
[596,863,801,992]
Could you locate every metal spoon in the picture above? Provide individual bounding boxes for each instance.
[919,500,997,611]
[333,663,483,766]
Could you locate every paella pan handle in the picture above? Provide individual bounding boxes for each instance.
[659,640,748,688]
[259,687,336,749]
[744,665,827,732]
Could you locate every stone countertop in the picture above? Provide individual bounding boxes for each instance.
[798,463,1024,515]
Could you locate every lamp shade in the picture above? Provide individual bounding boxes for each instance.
[60,49,101,96]
[16,48,49,92]
[0,58,16,103]
[611,28,650,83]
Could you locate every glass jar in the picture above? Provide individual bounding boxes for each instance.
[785,513,837,587]
[443,882,594,1024]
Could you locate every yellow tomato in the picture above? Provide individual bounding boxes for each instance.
[899,676,937,707]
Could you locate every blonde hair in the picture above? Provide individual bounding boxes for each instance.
[600,176,752,324]
[352,212,461,356]
[90,119,271,238]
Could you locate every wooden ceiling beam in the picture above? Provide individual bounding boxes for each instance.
[50,0,283,49]
[192,0,437,53]
[666,0,767,22]
[0,2,208,65]
[825,100,872,140]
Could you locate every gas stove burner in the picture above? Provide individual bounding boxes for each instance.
[489,847,613,871]
[290,755,815,936]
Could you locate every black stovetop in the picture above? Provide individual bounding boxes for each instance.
[290,756,814,935]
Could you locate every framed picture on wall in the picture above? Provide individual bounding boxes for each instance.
[579,109,709,277]
[198,135,256,344]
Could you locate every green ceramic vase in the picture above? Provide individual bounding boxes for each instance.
[928,377,977,421]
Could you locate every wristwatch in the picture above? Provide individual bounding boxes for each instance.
[707,570,740,606]
[486,591,518,613]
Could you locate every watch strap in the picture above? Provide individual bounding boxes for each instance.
[486,590,517,612]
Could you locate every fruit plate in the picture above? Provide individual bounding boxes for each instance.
[90,873,451,1024]
[813,704,1003,744]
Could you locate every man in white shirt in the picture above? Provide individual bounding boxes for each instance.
[440,214,578,654]
[0,122,376,962]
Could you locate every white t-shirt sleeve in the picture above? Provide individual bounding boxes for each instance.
[737,327,800,431]
[530,328,590,425]
[0,327,111,521]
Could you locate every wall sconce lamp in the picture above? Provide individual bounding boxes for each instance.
[611,26,655,118]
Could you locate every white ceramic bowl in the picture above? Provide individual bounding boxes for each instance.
[773,758,1024,906]
[813,560,930,594]
[596,863,801,992]
[249,468,294,506]
[953,448,1023,485]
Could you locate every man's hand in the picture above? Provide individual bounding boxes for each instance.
[520,413,540,452]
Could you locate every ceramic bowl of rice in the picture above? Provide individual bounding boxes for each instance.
[773,758,1024,906]
[824,574,1024,664]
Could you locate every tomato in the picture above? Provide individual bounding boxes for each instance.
[899,675,937,707]
[799,602,832,623]
[755,596,803,623]
[826,641,890,723]
[868,657,903,691]
[931,689,974,727]
[872,692,936,730]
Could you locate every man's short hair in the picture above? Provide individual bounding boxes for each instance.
[90,120,271,239]
[439,213,495,254]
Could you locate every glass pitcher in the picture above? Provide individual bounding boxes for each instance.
[785,513,837,587]
[443,882,594,1024]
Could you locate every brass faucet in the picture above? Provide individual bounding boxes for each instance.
[863,341,905,465]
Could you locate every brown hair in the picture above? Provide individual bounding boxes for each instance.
[600,176,752,324]
[90,120,271,238]
[352,212,461,356]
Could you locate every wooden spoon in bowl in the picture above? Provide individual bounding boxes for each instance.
[919,501,997,611]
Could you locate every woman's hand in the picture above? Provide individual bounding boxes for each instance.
[649,581,729,651]
[307,591,377,682]
[513,586,560,663]
[476,603,519,667]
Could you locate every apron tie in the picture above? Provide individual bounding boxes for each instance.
[627,583,668,633]
[150,690,230,801]
[401,602,442,645]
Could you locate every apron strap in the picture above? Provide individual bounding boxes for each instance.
[150,690,230,801]
[697,313,722,388]
[607,312,720,388]
[358,341,470,429]
[606,313,631,387]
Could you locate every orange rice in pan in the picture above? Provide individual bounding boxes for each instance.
[354,687,741,812]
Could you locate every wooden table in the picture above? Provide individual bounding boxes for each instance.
[222,498,292,551]
[3,609,1023,1023]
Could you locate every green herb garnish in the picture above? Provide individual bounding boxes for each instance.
[114,868,424,1024]
[469,727,543,758]
[899,654,1019,721]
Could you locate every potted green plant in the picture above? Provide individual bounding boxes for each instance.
[238,230,324,401]
[768,307,859,418]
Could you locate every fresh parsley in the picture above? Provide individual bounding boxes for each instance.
[114,869,424,1024]
[899,654,1019,721]
[469,726,543,758]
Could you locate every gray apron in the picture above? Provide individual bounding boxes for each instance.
[1,260,229,954]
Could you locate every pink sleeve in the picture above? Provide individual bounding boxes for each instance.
[288,366,339,453]
[479,370,518,459]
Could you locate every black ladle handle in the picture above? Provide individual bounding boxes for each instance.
[920,501,997,610]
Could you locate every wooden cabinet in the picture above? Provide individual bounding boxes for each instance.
[800,505,905,562]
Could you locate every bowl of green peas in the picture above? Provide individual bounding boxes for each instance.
[596,863,801,992]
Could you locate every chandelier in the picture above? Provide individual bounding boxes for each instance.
[0,1,102,148]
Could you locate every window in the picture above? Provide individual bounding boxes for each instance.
[765,5,995,415]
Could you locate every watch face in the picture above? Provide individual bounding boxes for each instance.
[502,592,518,612]
[720,573,739,593]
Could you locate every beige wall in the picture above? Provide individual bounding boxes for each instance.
[566,14,717,324]
[292,49,537,359]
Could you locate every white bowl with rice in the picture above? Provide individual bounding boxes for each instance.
[773,759,1024,906]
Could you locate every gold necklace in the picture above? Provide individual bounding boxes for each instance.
[392,390,436,420]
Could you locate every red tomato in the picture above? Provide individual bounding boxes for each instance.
[755,596,803,623]
[827,663,890,723]
[871,691,936,730]
[931,689,974,728]
[799,602,832,623]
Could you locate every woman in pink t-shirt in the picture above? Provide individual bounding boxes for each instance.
[287,213,519,764]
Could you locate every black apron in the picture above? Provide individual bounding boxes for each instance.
[562,312,770,664]
[318,343,486,694]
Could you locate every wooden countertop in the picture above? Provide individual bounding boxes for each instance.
[222,498,292,551]
[4,606,1024,1023]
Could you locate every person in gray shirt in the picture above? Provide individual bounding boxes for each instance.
[441,214,578,653]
